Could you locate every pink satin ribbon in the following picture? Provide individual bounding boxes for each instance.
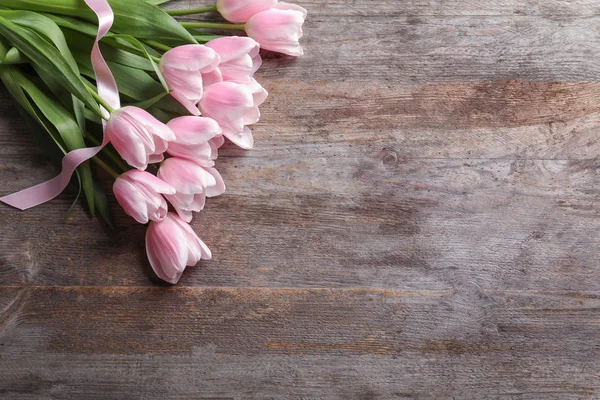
[0,0,120,210]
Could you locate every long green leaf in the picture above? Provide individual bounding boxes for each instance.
[1,11,78,71]
[0,46,27,63]
[74,52,186,114]
[0,64,85,214]
[110,33,169,91]
[0,67,67,153]
[0,10,86,134]
[62,28,154,71]
[0,0,197,44]
[14,100,84,221]
[0,12,97,211]
[0,40,90,215]
[13,69,96,214]
[93,180,115,229]
[0,14,101,115]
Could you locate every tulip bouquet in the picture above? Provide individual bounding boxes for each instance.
[0,0,307,283]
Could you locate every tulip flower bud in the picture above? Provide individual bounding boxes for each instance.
[166,116,222,166]
[113,170,176,224]
[216,0,277,23]
[146,213,212,284]
[199,81,267,149]
[159,45,222,111]
[206,36,262,83]
[245,3,307,56]
[105,106,175,170]
[158,158,226,222]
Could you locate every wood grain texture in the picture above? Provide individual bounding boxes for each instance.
[294,1,600,16]
[1,287,599,399]
[1,0,600,398]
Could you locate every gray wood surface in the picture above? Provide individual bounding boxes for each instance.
[1,0,600,398]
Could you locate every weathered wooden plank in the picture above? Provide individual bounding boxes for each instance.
[6,81,600,161]
[168,0,600,16]
[3,154,600,289]
[254,80,600,160]
[0,287,598,399]
[163,0,600,83]
[296,16,600,83]
[64,80,581,164]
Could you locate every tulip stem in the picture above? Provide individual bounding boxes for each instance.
[193,34,224,43]
[92,157,121,179]
[181,22,245,30]
[145,40,172,52]
[87,87,115,117]
[166,5,217,16]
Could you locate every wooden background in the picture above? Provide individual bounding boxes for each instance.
[2,0,600,398]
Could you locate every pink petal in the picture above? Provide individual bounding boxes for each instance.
[167,116,221,145]
[125,170,176,195]
[216,0,277,23]
[114,178,151,224]
[204,167,226,197]
[224,125,254,149]
[161,45,220,72]
[146,217,188,283]
[274,2,308,17]
[206,36,260,63]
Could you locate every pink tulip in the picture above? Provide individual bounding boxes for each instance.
[199,81,267,149]
[209,136,225,159]
[166,116,222,167]
[113,170,175,224]
[159,45,222,113]
[158,157,226,222]
[245,2,307,56]
[146,212,212,284]
[206,36,262,83]
[106,106,175,170]
[216,0,277,23]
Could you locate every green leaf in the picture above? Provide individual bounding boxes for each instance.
[0,64,84,213]
[110,33,169,91]
[130,89,171,110]
[0,12,97,211]
[0,11,78,70]
[76,52,161,100]
[63,28,154,71]
[93,180,115,229]
[44,13,162,59]
[1,65,96,215]
[0,13,101,116]
[147,106,177,124]
[74,51,186,114]
[1,10,88,134]
[0,46,27,64]
[0,0,197,44]
[0,67,67,152]
[13,99,85,219]
[15,70,96,214]
[44,13,102,37]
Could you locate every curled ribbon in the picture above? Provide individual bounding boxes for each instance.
[0,0,120,210]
